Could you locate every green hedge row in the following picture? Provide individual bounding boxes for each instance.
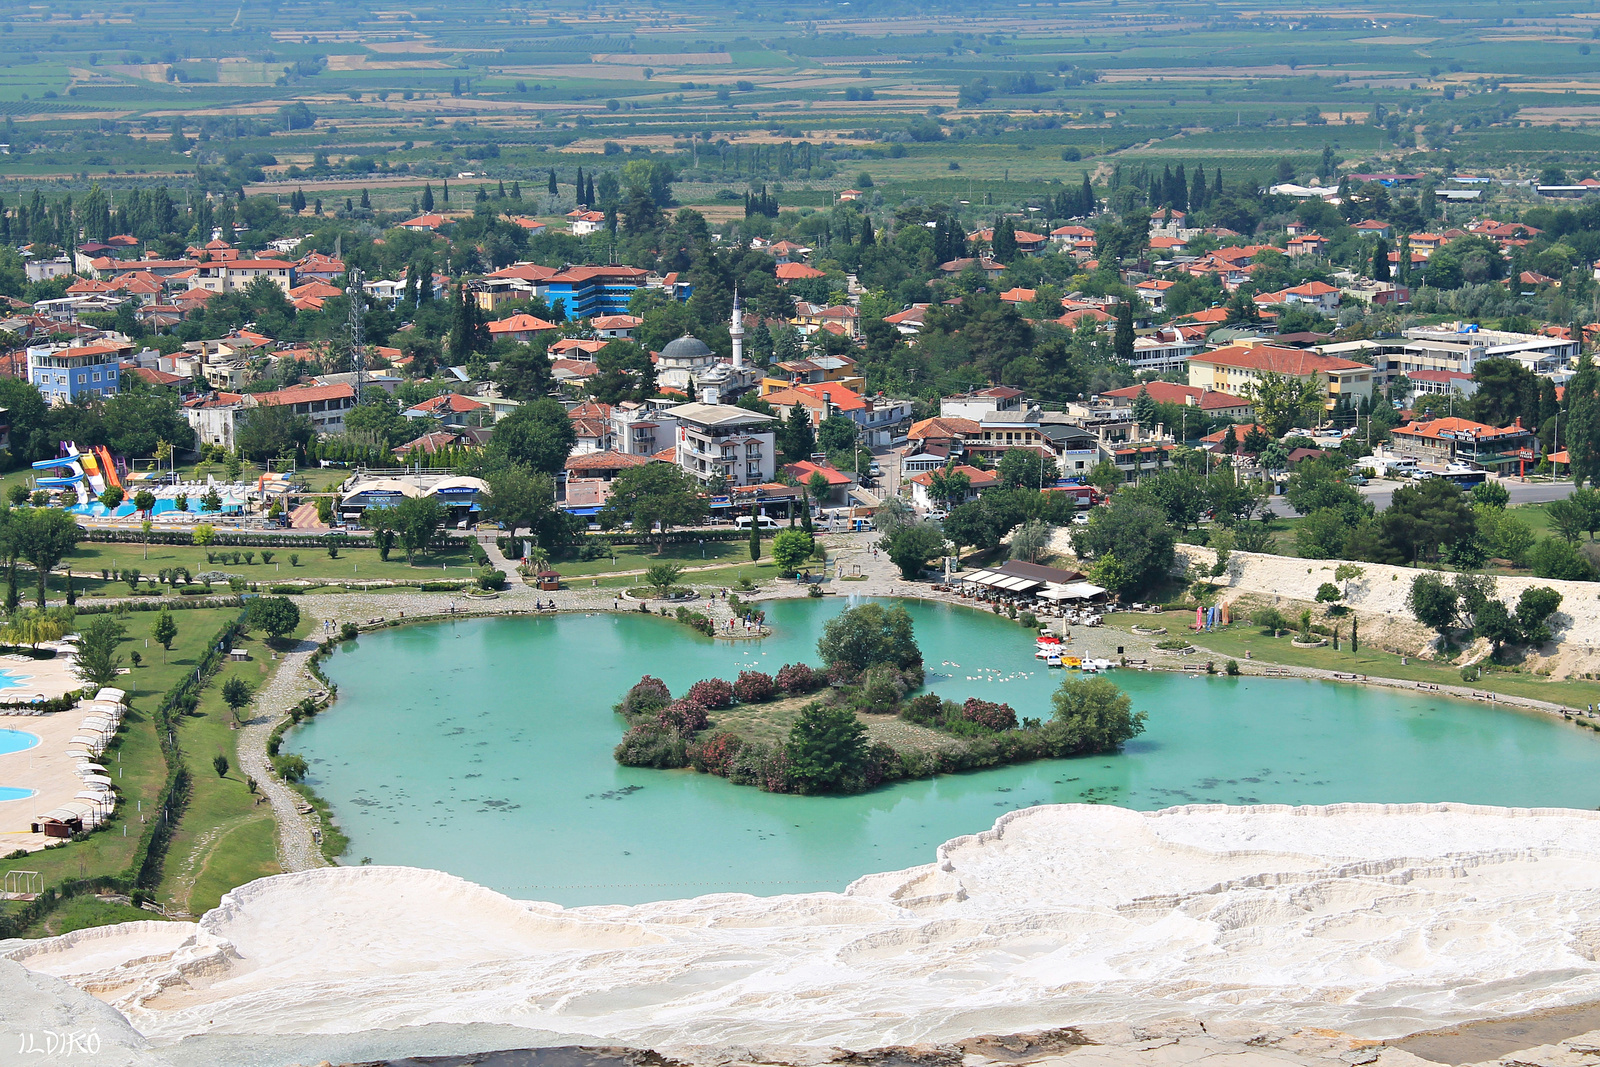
[85,529,371,549]
[0,610,245,937]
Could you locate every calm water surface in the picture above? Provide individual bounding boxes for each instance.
[298,598,1600,905]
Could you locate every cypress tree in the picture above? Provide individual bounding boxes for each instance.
[1081,173,1095,215]
[575,166,585,203]
[1214,167,1223,197]
[860,215,874,246]
[1114,301,1135,364]
[1373,238,1391,281]
[421,183,434,211]
[548,169,558,196]
[360,188,370,209]
[442,178,450,204]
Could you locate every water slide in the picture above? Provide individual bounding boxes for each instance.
[32,454,89,506]
[77,445,108,497]
[94,446,122,490]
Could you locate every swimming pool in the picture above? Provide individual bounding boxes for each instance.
[69,499,244,518]
[0,786,36,802]
[0,728,38,756]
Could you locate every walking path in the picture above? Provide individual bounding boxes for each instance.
[234,639,328,873]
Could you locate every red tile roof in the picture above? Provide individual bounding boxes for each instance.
[565,450,651,473]
[1192,344,1367,375]
[408,393,489,414]
[250,383,355,407]
[487,312,559,335]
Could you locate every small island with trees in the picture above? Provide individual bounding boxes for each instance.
[612,603,1148,794]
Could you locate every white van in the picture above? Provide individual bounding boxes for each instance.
[735,515,782,531]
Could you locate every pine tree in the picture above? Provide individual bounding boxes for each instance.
[421,183,434,211]
[1220,424,1238,455]
[1132,386,1157,429]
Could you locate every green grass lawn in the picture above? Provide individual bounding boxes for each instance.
[156,615,312,915]
[587,558,791,590]
[1106,610,1597,709]
[68,540,478,586]
[550,539,759,577]
[0,607,247,931]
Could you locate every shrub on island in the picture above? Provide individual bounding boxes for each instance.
[614,723,688,768]
[686,677,734,709]
[616,675,671,717]
[657,698,710,733]
[775,662,822,694]
[962,697,1018,732]
[733,669,775,703]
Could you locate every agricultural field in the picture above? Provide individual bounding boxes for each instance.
[1,0,1599,220]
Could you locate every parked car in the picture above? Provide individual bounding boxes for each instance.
[1347,474,1368,486]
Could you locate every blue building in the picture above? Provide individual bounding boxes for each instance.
[27,341,132,405]
[539,265,653,319]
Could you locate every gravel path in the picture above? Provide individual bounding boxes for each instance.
[235,638,329,873]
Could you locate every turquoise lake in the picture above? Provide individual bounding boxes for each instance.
[297,597,1600,905]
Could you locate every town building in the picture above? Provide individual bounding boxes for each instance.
[1388,416,1536,471]
[1394,325,1576,382]
[908,463,997,511]
[1188,342,1375,408]
[1098,382,1256,422]
[27,341,131,404]
[192,260,296,295]
[670,402,778,488]
[1129,328,1201,376]
[246,382,356,436]
[562,451,651,511]
[940,386,1024,422]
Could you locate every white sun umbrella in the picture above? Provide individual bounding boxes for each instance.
[81,773,114,787]
[75,763,107,775]
[69,735,104,754]
[80,715,115,731]
[95,688,127,705]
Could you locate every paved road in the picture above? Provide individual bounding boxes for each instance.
[1262,476,1574,517]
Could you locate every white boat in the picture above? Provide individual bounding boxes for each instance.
[1035,634,1064,664]
[1081,658,1116,673]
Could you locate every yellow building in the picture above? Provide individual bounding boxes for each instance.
[1188,342,1374,408]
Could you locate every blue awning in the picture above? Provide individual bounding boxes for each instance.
[562,506,602,516]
